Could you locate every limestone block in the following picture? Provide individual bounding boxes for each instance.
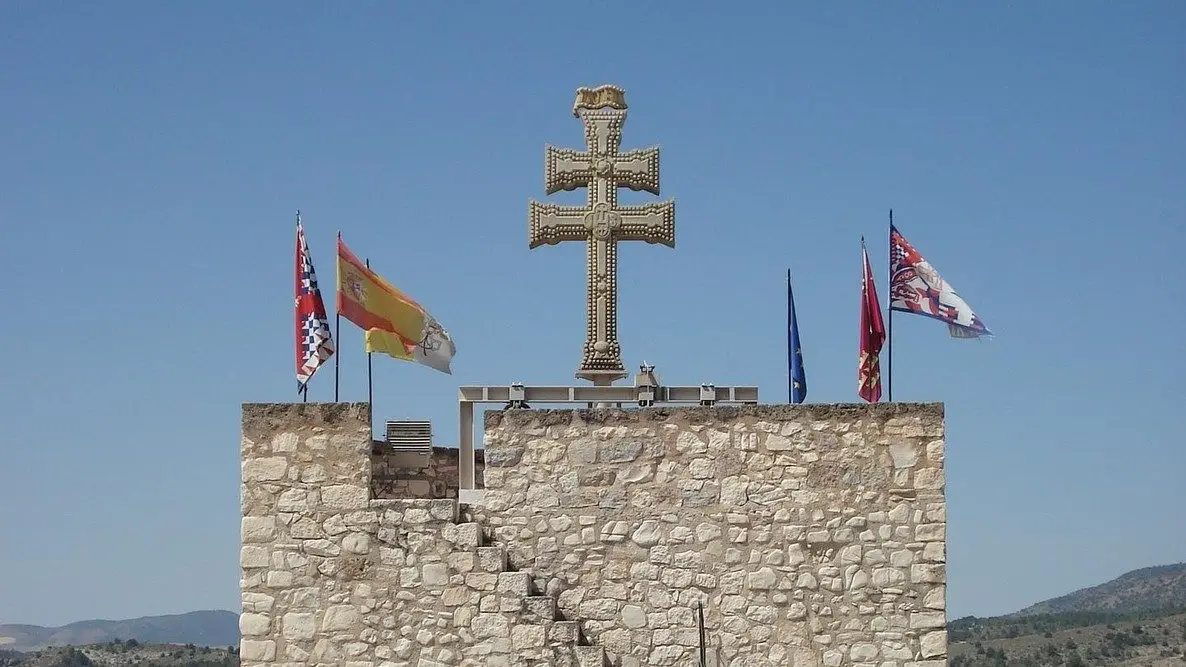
[243,457,288,482]
[240,546,270,568]
[889,442,918,468]
[265,570,292,588]
[422,563,449,586]
[241,517,275,542]
[239,639,275,661]
[764,433,794,450]
[239,612,271,636]
[914,467,944,490]
[631,520,663,547]
[909,611,947,629]
[282,611,316,639]
[911,564,945,584]
[920,630,946,658]
[471,614,510,639]
[914,523,945,541]
[511,624,546,650]
[923,586,946,610]
[270,432,299,452]
[277,488,309,512]
[342,532,371,554]
[322,484,369,510]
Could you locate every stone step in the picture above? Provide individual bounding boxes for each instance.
[496,571,535,596]
[454,522,483,549]
[476,545,507,572]
[573,645,607,667]
[547,620,582,645]
[523,595,557,622]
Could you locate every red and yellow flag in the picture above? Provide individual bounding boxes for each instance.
[334,235,457,374]
[858,241,886,403]
[335,236,422,359]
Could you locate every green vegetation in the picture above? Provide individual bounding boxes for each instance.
[0,641,238,667]
[950,605,1186,642]
[950,609,1186,666]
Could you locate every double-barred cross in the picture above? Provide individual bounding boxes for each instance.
[528,85,676,385]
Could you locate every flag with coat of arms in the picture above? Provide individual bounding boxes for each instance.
[889,224,992,339]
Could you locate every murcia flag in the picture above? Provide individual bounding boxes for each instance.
[890,224,992,338]
[335,236,456,375]
[858,241,886,403]
[295,215,335,392]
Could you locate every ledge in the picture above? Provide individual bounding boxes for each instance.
[484,402,944,428]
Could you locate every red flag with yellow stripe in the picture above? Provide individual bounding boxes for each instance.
[335,235,456,374]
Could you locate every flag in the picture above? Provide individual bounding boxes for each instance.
[890,224,992,338]
[858,241,886,403]
[787,270,806,404]
[335,235,456,374]
[295,215,335,392]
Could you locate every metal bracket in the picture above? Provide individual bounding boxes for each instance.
[505,382,530,410]
[699,383,717,406]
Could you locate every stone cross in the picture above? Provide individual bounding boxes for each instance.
[528,85,675,385]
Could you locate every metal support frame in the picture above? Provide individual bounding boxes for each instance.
[456,368,759,490]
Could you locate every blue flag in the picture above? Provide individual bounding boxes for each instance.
[787,270,807,403]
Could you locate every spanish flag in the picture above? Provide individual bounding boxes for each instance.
[335,235,456,374]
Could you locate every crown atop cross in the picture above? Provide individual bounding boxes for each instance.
[528,85,676,385]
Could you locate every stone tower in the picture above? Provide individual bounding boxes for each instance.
[238,86,949,667]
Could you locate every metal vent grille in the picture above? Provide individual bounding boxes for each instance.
[385,420,432,454]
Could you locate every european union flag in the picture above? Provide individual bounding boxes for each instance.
[787,270,807,403]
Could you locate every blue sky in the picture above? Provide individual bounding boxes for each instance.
[1,2,1183,627]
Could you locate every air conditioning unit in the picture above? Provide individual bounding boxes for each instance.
[384,420,432,455]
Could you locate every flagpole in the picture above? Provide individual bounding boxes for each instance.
[334,230,341,403]
[787,268,792,404]
[366,258,374,437]
[295,210,302,403]
[887,208,894,403]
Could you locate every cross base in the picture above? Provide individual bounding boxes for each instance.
[576,368,628,386]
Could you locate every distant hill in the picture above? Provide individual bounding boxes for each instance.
[0,612,238,654]
[950,562,1186,666]
[1013,563,1186,617]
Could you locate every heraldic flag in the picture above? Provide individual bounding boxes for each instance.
[295,215,335,392]
[335,236,456,375]
[858,240,886,403]
[889,224,992,339]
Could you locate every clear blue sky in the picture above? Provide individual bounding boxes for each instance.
[1,1,1183,628]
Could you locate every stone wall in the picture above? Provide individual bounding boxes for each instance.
[240,402,608,667]
[472,404,947,667]
[240,401,947,667]
[371,446,485,499]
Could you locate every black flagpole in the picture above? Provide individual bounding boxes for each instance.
[786,268,792,404]
[297,210,307,404]
[334,230,341,403]
[366,258,374,436]
[887,208,894,403]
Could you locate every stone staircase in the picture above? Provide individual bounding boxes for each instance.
[448,519,608,666]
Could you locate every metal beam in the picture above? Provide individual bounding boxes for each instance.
[457,384,759,405]
[458,400,475,490]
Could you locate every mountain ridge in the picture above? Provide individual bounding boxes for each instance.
[0,610,238,653]
[1011,562,1186,617]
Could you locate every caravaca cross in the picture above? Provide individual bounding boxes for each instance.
[528,85,676,385]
